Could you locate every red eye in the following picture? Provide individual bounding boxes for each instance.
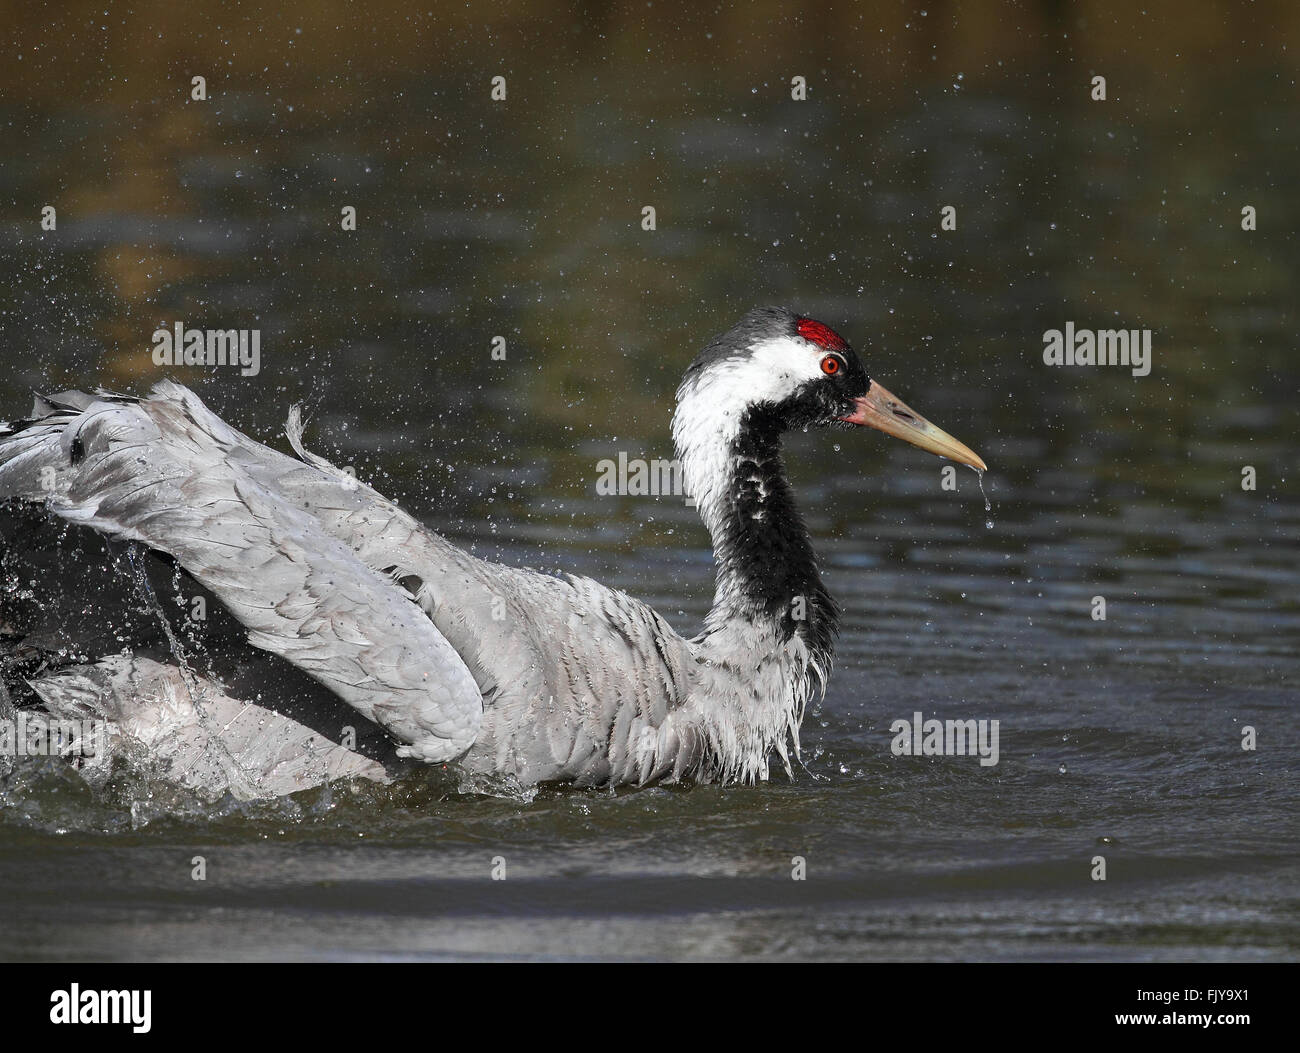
[820,355,841,376]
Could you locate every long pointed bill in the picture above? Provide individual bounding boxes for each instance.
[840,380,986,471]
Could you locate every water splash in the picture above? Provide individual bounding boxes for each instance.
[127,544,201,698]
[454,767,538,803]
[124,544,260,804]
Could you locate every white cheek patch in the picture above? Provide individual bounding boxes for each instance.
[672,335,826,531]
[674,335,824,448]
[704,336,824,411]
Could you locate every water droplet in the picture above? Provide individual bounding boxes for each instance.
[974,468,992,512]
[975,468,993,528]
[1058,763,1068,775]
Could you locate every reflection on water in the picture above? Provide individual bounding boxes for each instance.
[0,1,1297,960]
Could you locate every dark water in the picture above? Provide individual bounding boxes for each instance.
[1,2,1298,961]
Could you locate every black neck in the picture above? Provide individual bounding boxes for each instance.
[711,407,838,662]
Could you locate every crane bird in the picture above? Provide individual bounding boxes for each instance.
[0,307,984,800]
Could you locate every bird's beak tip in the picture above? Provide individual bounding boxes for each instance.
[841,380,986,473]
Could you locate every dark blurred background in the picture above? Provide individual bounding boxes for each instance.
[1,1,1296,528]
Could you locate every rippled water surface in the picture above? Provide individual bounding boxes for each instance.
[0,2,1297,960]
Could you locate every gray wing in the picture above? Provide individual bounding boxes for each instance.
[29,654,390,801]
[0,383,483,763]
[2,382,702,788]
